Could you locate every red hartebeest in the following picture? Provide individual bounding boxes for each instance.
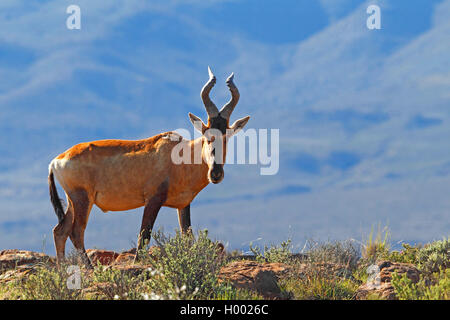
[48,67,250,267]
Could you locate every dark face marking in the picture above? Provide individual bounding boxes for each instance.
[208,115,228,134]
[204,115,228,184]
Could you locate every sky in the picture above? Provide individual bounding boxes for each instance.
[0,0,449,254]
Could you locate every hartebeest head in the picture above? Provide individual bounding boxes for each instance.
[189,67,250,184]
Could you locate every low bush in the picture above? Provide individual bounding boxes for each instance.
[249,239,293,264]
[139,229,226,299]
[417,238,449,274]
[305,239,360,272]
[392,268,449,300]
[9,263,87,300]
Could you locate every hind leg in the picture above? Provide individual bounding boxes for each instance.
[53,195,74,266]
[68,189,94,269]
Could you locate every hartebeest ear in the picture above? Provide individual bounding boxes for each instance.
[189,112,207,134]
[228,116,250,136]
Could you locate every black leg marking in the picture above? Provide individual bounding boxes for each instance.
[177,204,192,235]
[135,181,168,261]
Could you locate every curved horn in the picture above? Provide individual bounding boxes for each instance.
[200,66,219,118]
[219,72,240,120]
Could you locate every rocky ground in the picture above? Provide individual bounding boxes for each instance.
[0,247,428,300]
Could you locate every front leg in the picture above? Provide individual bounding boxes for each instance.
[135,182,168,262]
[177,204,192,235]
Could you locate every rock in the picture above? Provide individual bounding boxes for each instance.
[377,261,421,283]
[356,260,421,300]
[121,248,137,255]
[113,246,159,265]
[218,260,290,299]
[0,265,36,283]
[114,252,135,265]
[86,246,161,266]
[86,249,119,266]
[0,249,53,272]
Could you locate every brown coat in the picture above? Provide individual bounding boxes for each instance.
[50,132,210,211]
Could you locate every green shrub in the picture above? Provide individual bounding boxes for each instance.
[381,243,421,264]
[392,268,449,300]
[214,284,264,300]
[140,229,226,299]
[91,263,150,300]
[249,239,293,264]
[0,282,13,300]
[417,238,449,274]
[280,267,358,300]
[10,263,87,300]
[306,240,360,271]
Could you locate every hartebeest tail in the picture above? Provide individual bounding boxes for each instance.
[48,171,65,224]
